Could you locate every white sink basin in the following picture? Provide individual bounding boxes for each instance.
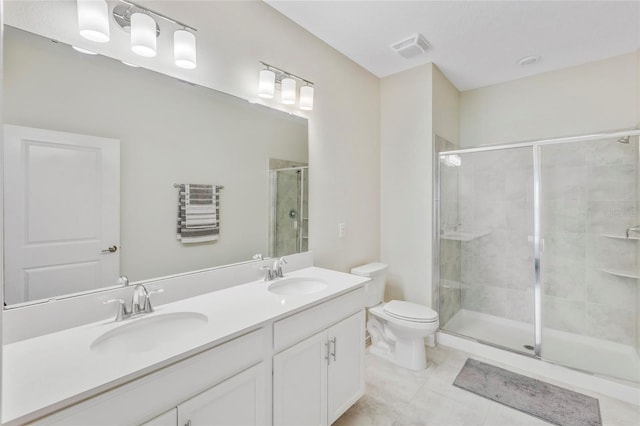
[91,312,208,355]
[268,277,328,295]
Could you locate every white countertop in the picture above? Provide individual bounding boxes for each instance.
[2,266,369,424]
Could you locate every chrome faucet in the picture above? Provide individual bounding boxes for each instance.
[626,225,640,239]
[260,257,287,281]
[273,257,287,279]
[260,265,276,281]
[104,284,163,322]
[132,284,153,314]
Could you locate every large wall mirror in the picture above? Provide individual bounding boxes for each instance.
[2,23,309,307]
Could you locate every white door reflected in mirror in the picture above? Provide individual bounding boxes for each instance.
[3,125,120,305]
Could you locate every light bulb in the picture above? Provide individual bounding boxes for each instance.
[258,70,276,99]
[77,0,110,43]
[299,86,314,110]
[174,30,197,69]
[281,77,296,105]
[131,13,157,57]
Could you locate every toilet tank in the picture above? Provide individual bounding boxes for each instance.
[350,262,389,308]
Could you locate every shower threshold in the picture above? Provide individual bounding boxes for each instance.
[443,309,640,384]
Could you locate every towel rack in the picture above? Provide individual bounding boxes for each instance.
[173,183,224,189]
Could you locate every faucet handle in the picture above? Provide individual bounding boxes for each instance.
[104,298,129,321]
[144,288,163,313]
[260,265,275,281]
[273,257,288,278]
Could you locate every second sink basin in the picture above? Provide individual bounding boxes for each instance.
[91,312,208,355]
[268,277,328,295]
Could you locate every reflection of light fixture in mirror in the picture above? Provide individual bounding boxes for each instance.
[258,62,314,111]
[441,154,461,167]
[281,77,297,105]
[299,85,314,111]
[174,29,197,69]
[258,69,276,99]
[72,45,98,55]
[77,0,110,43]
[131,12,157,57]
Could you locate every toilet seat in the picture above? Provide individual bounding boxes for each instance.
[383,300,438,323]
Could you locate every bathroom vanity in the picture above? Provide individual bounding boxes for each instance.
[2,266,368,425]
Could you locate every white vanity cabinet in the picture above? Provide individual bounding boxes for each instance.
[273,288,365,426]
[176,362,267,426]
[142,409,177,426]
[142,363,267,426]
[34,329,267,426]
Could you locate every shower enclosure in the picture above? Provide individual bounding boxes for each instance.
[436,129,640,383]
[269,165,309,257]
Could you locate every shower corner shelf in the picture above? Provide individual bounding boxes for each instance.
[599,268,640,279]
[440,229,491,242]
[600,234,640,241]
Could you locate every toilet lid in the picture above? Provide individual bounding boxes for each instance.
[384,300,438,323]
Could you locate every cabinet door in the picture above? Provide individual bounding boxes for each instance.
[273,331,328,426]
[141,409,177,426]
[327,311,365,424]
[177,363,267,426]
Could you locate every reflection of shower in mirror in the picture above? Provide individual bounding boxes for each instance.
[269,163,309,257]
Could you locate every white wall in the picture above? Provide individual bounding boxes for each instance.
[380,64,460,308]
[380,64,433,306]
[3,0,381,274]
[460,51,639,146]
[432,66,461,146]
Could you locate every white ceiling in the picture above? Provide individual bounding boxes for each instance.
[265,0,640,91]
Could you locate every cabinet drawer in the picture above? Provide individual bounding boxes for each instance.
[273,287,364,353]
[35,328,266,425]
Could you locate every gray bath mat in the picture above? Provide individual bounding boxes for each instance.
[453,358,602,426]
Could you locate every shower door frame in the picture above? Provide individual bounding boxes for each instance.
[434,127,640,360]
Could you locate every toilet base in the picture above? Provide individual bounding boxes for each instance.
[368,332,429,371]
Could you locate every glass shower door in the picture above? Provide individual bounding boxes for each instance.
[540,137,640,382]
[438,146,536,354]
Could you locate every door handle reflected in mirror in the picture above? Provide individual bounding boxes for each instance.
[101,245,118,254]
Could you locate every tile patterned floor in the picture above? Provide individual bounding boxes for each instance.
[335,345,640,426]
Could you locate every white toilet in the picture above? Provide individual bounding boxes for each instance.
[351,262,439,371]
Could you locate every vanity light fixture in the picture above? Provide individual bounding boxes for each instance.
[77,0,110,43]
[299,85,314,111]
[258,69,276,99]
[78,0,198,68]
[174,29,197,69]
[258,62,314,111]
[281,77,297,105]
[130,12,157,57]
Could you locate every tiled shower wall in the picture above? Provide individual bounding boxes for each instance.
[458,148,535,326]
[446,139,639,347]
[541,140,638,346]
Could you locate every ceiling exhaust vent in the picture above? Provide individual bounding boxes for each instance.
[391,33,430,59]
